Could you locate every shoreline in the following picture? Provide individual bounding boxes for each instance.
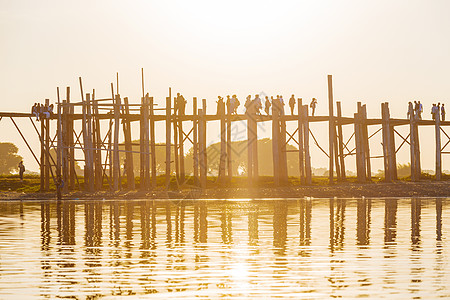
[1,180,450,201]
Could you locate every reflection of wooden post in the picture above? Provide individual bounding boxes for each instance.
[149,96,156,189]
[193,97,199,184]
[302,105,312,185]
[297,98,305,184]
[113,95,121,191]
[123,97,135,189]
[336,101,346,180]
[165,97,171,189]
[327,75,335,184]
[435,109,441,180]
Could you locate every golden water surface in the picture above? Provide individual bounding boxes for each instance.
[0,198,448,298]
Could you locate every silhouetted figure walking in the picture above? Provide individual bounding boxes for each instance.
[216,96,225,115]
[418,101,423,119]
[310,98,317,116]
[431,103,437,120]
[177,93,187,115]
[18,161,25,182]
[442,104,446,121]
[264,96,271,115]
[289,95,296,115]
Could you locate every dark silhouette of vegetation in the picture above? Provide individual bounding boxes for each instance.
[0,143,22,174]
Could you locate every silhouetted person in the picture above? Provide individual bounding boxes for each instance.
[442,104,446,121]
[216,96,225,115]
[264,96,271,115]
[279,95,285,115]
[431,103,436,120]
[178,94,187,115]
[244,95,252,113]
[310,98,317,116]
[414,101,419,116]
[254,94,262,115]
[289,95,296,115]
[407,101,413,119]
[226,95,232,114]
[18,161,25,182]
[174,93,180,115]
[418,101,423,119]
[231,95,240,114]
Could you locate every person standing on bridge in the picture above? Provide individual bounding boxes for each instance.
[418,101,423,119]
[216,96,225,115]
[177,93,187,115]
[289,95,296,115]
[310,98,317,116]
[442,104,446,121]
[264,96,271,115]
[232,95,240,114]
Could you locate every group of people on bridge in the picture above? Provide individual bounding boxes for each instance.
[215,94,319,116]
[31,103,54,121]
[407,100,446,121]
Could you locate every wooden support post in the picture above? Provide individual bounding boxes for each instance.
[198,108,207,189]
[81,95,89,191]
[226,98,232,181]
[384,103,397,180]
[165,97,171,189]
[252,111,258,180]
[66,87,75,190]
[93,97,102,190]
[297,98,305,184]
[381,103,391,181]
[179,107,185,183]
[279,113,288,184]
[362,105,371,181]
[354,105,366,182]
[123,97,135,190]
[435,108,442,180]
[336,101,346,180]
[173,106,180,183]
[327,75,335,184]
[40,112,45,191]
[415,119,421,178]
[139,97,145,189]
[113,95,121,191]
[85,94,95,192]
[193,97,199,184]
[107,115,113,190]
[56,90,62,200]
[408,102,417,181]
[247,108,253,184]
[62,99,69,193]
[218,101,226,184]
[44,98,50,191]
[302,105,312,185]
[149,96,156,189]
[272,100,280,186]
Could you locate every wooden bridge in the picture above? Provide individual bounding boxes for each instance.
[2,75,449,198]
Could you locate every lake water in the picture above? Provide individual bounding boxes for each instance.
[0,198,448,299]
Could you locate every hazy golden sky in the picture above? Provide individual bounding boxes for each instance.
[1,0,450,172]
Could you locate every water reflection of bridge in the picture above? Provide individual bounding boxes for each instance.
[38,199,443,253]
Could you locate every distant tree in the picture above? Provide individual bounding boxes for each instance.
[0,142,23,174]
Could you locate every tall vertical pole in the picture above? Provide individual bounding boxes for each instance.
[362,105,371,181]
[435,109,442,180]
[381,103,391,181]
[86,93,94,192]
[193,97,199,184]
[272,100,280,186]
[149,96,156,189]
[165,96,172,189]
[44,98,50,191]
[226,98,232,181]
[123,97,135,190]
[113,95,121,191]
[336,101,346,180]
[56,88,62,200]
[302,105,312,185]
[297,98,305,184]
[408,102,417,181]
[327,75,335,184]
[218,101,227,184]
